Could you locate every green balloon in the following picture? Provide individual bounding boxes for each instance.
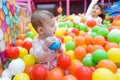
[82,56,96,66]
[26,31,34,39]
[80,24,88,32]
[98,28,109,37]
[92,49,108,63]
[66,21,74,28]
[92,26,100,33]
[59,22,66,28]
[65,41,76,51]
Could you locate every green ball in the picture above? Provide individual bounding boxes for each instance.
[66,21,74,28]
[65,41,76,51]
[59,22,66,28]
[80,24,88,32]
[82,56,96,66]
[74,23,80,29]
[92,26,100,33]
[92,49,108,63]
[98,28,109,37]
[26,31,34,39]
[91,32,98,38]
[100,25,107,28]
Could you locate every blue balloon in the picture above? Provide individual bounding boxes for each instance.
[2,5,8,16]
[6,16,10,25]
[16,7,19,16]
[49,38,61,50]
[2,0,6,5]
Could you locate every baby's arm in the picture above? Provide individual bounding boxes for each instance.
[85,0,99,16]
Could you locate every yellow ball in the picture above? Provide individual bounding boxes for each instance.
[64,36,73,43]
[115,72,120,80]
[23,54,36,66]
[19,48,28,58]
[92,68,116,80]
[65,50,76,60]
[28,23,37,37]
[108,48,120,63]
[55,28,66,36]
[13,73,30,80]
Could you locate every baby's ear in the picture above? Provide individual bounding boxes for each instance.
[37,27,43,34]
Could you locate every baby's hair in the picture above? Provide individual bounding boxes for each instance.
[95,3,105,20]
[31,10,54,31]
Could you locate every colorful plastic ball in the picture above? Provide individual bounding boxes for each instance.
[84,34,93,45]
[74,23,80,29]
[98,28,109,37]
[115,72,120,80]
[82,56,96,66]
[74,46,86,60]
[8,59,25,75]
[18,34,26,40]
[64,36,73,43]
[55,28,66,36]
[0,77,11,80]
[24,65,33,78]
[92,26,100,33]
[49,38,61,50]
[71,28,79,36]
[6,46,19,59]
[2,69,12,78]
[66,21,74,28]
[24,38,33,43]
[23,54,36,66]
[65,41,76,51]
[90,32,98,38]
[92,49,108,63]
[65,50,76,60]
[13,73,30,80]
[107,48,120,63]
[73,16,81,23]
[57,7,63,14]
[62,75,77,80]
[22,41,32,51]
[59,22,66,28]
[14,40,24,47]
[86,20,96,28]
[79,24,88,32]
[57,54,71,69]
[19,48,28,58]
[31,64,47,80]
[75,36,85,46]
[92,68,115,80]
[96,59,117,73]
[26,31,34,39]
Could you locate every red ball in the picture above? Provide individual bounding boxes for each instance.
[86,20,96,28]
[6,46,19,59]
[57,54,71,69]
[71,28,79,36]
[22,41,32,51]
[31,64,47,80]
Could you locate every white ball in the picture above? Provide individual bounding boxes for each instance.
[24,38,33,42]
[8,59,25,75]
[73,16,81,23]
[0,29,3,40]
[2,69,12,78]
[0,77,11,80]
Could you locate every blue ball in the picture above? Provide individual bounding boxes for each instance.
[49,38,61,50]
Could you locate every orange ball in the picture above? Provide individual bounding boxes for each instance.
[18,34,26,40]
[104,42,119,51]
[80,18,86,23]
[24,65,34,78]
[74,46,86,60]
[96,59,117,73]
[57,7,63,14]
[62,75,77,80]
[75,36,85,46]
[86,44,96,53]
[84,35,93,45]
[86,20,96,28]
[68,61,83,76]
[47,67,64,80]
[92,36,105,46]
[14,39,24,47]
[94,45,104,50]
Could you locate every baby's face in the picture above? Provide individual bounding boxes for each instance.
[91,5,102,17]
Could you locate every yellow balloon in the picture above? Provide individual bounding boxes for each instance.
[115,72,120,80]
[55,28,66,36]
[11,0,15,4]
[28,23,37,37]
[65,50,76,60]
[64,36,73,43]
[92,68,116,80]
[108,48,120,63]
[23,54,36,66]
[13,73,30,80]
[19,48,28,58]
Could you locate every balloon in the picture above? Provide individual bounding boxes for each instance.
[86,20,96,28]
[19,48,28,58]
[31,64,47,80]
[2,21,7,32]
[92,68,115,80]
[49,38,61,50]
[107,48,120,63]
[23,54,36,66]
[6,46,19,59]
[82,56,96,66]
[62,75,77,80]
[74,46,86,60]
[2,5,8,16]
[14,39,24,47]
[6,16,10,25]
[0,29,3,40]
[92,49,108,63]
[47,67,64,80]
[65,41,76,51]
[75,66,93,80]
[0,51,7,64]
[0,77,11,80]
[97,28,109,37]
[26,31,34,39]
[13,73,30,80]
[57,7,63,14]
[92,26,100,33]
[57,54,71,69]
[2,69,12,78]
[22,41,32,51]
[8,59,25,75]
[75,36,85,46]
[96,59,117,73]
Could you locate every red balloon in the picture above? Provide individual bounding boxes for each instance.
[75,66,93,80]
[57,54,71,69]
[86,20,96,28]
[6,46,19,59]
[22,41,32,51]
[31,64,47,80]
